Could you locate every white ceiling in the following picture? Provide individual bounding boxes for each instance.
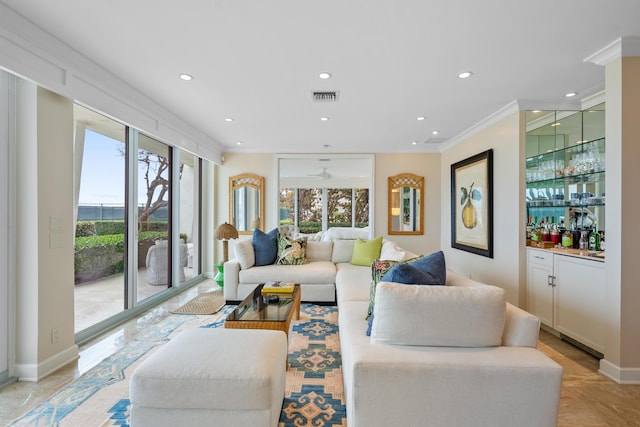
[3,1,640,155]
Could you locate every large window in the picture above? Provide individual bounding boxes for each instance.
[277,155,373,235]
[280,187,369,234]
[73,105,203,334]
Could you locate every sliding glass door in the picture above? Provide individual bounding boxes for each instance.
[74,105,203,334]
[74,106,127,331]
[0,70,11,386]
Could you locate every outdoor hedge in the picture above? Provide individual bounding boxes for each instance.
[74,231,187,284]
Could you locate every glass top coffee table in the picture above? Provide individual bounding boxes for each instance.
[224,283,300,336]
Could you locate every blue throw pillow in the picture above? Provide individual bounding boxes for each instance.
[367,251,446,336]
[382,250,446,285]
[253,228,278,266]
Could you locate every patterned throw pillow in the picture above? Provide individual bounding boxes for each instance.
[276,235,307,265]
[367,257,421,319]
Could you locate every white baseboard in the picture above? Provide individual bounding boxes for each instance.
[599,359,640,384]
[14,344,79,382]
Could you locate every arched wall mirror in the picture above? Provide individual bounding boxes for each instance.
[229,173,265,235]
[388,173,424,235]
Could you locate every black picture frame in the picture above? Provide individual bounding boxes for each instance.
[450,149,493,258]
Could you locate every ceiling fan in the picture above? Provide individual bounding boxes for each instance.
[308,167,332,179]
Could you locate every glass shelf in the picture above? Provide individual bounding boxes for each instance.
[525,106,605,233]
[526,170,605,187]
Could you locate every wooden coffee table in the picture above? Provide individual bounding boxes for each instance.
[224,284,300,337]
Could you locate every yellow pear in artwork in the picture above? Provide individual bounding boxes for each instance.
[460,183,481,229]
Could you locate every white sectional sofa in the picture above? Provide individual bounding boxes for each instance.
[224,237,364,303]
[224,236,563,426]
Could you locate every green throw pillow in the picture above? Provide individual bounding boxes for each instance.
[350,235,383,266]
[276,235,307,265]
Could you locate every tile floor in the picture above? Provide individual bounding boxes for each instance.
[1,279,639,426]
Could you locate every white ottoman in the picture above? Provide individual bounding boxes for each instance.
[130,328,288,427]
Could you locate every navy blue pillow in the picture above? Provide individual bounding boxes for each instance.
[367,251,446,336]
[381,250,446,285]
[253,228,278,266]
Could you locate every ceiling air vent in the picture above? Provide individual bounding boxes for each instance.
[312,91,339,102]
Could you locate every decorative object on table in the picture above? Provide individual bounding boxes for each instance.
[262,281,296,295]
[450,149,493,258]
[214,222,239,285]
[388,172,424,235]
[229,173,264,235]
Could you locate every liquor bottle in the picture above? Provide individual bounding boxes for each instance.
[526,216,532,240]
[561,230,573,248]
[541,219,550,241]
[550,219,560,245]
[530,217,541,242]
[589,224,600,251]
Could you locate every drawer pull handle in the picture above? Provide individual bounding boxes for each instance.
[534,256,545,260]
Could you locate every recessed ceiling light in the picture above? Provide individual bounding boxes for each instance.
[432,130,439,135]
[457,71,473,79]
[179,73,193,81]
[320,117,329,121]
[565,92,577,98]
[236,141,243,145]
[412,141,418,145]
[532,110,541,113]
[417,116,426,121]
[224,118,234,122]
[318,72,332,80]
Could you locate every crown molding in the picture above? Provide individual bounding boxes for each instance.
[439,100,520,152]
[0,3,223,164]
[585,37,640,66]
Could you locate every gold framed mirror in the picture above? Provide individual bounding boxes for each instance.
[229,173,264,235]
[388,173,424,235]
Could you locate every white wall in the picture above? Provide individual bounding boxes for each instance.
[440,112,524,305]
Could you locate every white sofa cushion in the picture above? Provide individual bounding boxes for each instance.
[306,241,333,262]
[371,282,506,347]
[233,239,255,270]
[239,261,337,284]
[331,240,356,263]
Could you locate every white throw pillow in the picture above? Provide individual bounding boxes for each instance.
[306,241,333,262]
[371,282,506,347]
[380,239,418,261]
[233,239,255,270]
[331,239,356,263]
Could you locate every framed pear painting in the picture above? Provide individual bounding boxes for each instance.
[450,149,493,258]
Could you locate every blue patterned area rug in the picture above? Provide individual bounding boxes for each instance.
[8,304,346,427]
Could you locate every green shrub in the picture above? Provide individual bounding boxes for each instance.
[95,221,125,236]
[139,221,169,232]
[75,221,96,237]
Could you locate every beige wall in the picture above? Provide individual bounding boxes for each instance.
[218,152,442,260]
[15,84,77,380]
[373,153,441,256]
[215,153,276,262]
[439,112,524,305]
[601,56,640,377]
